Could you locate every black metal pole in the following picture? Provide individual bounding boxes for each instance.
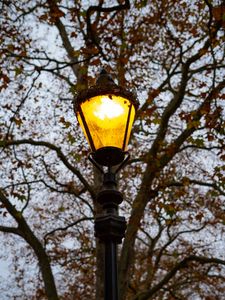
[94,171,126,300]
[104,240,118,300]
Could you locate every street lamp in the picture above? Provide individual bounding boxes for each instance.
[74,69,138,300]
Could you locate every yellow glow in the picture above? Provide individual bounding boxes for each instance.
[94,97,124,120]
[77,94,135,150]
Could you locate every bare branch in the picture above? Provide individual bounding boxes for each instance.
[0,225,20,235]
[148,25,223,160]
[0,139,96,199]
[0,188,59,299]
[134,255,225,300]
[166,179,225,196]
[86,0,130,60]
[44,216,93,245]
[160,78,225,167]
[46,0,83,81]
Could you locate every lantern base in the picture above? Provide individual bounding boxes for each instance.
[93,147,125,166]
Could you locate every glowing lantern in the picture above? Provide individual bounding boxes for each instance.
[75,70,138,166]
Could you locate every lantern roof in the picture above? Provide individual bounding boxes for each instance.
[74,69,139,111]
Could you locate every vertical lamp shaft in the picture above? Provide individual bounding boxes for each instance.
[104,240,118,300]
[94,172,126,300]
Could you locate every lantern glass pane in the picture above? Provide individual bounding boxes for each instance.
[77,95,135,151]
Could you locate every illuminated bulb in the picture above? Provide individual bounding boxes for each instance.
[94,97,124,120]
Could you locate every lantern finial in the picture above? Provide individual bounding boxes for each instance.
[96,69,115,86]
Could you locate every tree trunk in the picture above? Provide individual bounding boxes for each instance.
[19,223,59,300]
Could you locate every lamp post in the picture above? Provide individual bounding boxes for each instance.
[74,69,138,300]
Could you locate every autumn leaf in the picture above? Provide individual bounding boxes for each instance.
[14,118,23,127]
[59,117,71,128]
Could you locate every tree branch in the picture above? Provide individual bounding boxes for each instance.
[134,255,225,300]
[0,188,59,300]
[44,216,93,245]
[148,24,222,160]
[86,0,130,60]
[0,139,96,199]
[166,179,225,196]
[46,0,85,83]
[0,225,20,235]
[160,78,225,167]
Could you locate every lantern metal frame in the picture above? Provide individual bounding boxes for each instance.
[74,69,138,166]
